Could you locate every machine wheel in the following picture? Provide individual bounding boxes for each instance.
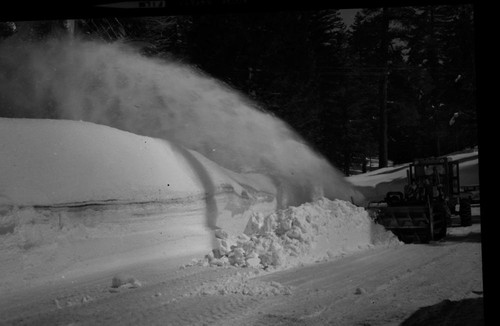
[460,198,472,226]
[435,215,447,240]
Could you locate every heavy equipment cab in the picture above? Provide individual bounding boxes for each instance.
[407,158,460,202]
[368,157,472,243]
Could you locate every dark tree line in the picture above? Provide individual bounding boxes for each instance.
[0,4,477,175]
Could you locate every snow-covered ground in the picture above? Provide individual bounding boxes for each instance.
[0,117,482,325]
[0,224,482,326]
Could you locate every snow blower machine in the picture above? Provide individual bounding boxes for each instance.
[367,157,472,243]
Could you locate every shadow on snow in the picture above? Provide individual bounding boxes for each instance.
[401,297,484,326]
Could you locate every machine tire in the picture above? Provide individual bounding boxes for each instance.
[429,202,448,241]
[433,209,448,241]
[435,215,447,240]
[460,198,472,227]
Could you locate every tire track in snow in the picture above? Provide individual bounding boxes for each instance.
[229,236,482,325]
[164,295,256,326]
[100,293,262,326]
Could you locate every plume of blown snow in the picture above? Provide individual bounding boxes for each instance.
[0,36,363,206]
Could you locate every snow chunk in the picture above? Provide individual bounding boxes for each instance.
[111,274,142,289]
[214,228,229,240]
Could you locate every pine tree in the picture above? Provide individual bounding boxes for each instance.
[348,7,418,166]
[406,4,476,156]
[182,10,352,169]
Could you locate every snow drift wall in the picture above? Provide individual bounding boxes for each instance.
[0,202,213,293]
[0,118,277,293]
[0,118,205,206]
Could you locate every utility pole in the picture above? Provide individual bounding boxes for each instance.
[378,7,390,168]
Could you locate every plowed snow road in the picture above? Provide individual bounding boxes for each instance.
[0,224,483,326]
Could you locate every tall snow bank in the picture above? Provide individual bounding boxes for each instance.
[0,118,205,206]
[0,117,275,207]
[197,198,401,270]
[0,117,278,293]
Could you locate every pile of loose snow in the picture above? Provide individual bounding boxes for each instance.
[193,198,401,270]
